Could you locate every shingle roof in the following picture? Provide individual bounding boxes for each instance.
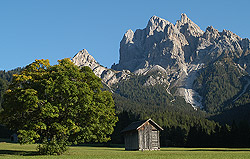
[121,119,163,133]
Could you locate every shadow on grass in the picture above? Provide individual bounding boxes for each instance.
[70,145,126,152]
[0,150,39,156]
[188,149,250,152]
[161,148,250,152]
[73,143,125,148]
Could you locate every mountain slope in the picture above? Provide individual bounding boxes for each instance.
[72,13,250,114]
[72,49,131,86]
[194,57,247,113]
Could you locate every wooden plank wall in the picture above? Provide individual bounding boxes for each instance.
[124,131,139,150]
[124,121,161,151]
[138,121,160,150]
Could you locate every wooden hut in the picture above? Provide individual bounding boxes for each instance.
[121,119,163,151]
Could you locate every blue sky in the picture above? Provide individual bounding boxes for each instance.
[0,0,250,70]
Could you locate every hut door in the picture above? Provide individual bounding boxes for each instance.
[151,130,158,149]
[143,123,152,150]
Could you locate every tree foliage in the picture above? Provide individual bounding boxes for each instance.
[0,59,118,155]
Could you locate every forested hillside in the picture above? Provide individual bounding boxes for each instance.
[0,68,22,109]
[194,57,247,113]
[0,68,22,138]
[110,74,222,147]
[109,73,250,147]
[1,66,250,147]
[210,85,250,124]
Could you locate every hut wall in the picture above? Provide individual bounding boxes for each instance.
[138,121,152,150]
[124,131,139,150]
[138,122,160,150]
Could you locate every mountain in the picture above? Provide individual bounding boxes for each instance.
[72,49,131,87]
[113,13,250,73]
[72,13,250,115]
[1,14,250,147]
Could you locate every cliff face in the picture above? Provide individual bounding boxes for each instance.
[112,13,249,73]
[113,14,202,73]
[72,14,250,110]
[109,14,250,109]
[72,49,131,86]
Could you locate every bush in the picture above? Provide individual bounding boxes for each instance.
[37,137,69,155]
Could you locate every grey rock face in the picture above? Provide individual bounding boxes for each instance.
[112,13,206,80]
[72,49,106,77]
[111,13,250,108]
[113,14,250,73]
[72,14,250,109]
[72,49,131,86]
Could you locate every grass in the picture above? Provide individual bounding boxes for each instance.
[0,142,250,159]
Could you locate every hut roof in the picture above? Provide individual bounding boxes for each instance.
[121,119,163,133]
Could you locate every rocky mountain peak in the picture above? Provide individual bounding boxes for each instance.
[146,15,170,36]
[73,14,250,110]
[176,13,204,37]
[147,15,170,27]
[72,49,98,70]
[222,29,242,41]
[202,26,219,41]
[110,14,250,108]
[180,13,189,24]
[122,29,134,44]
[72,49,131,86]
[206,26,217,32]
[114,14,205,73]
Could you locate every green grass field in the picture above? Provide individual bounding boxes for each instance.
[0,142,250,159]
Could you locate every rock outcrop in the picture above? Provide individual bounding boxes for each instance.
[72,49,131,86]
[72,49,106,78]
[73,14,250,109]
[112,13,250,73]
[110,13,250,108]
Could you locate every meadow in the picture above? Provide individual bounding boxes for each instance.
[0,142,250,159]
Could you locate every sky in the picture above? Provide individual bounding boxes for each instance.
[0,0,250,71]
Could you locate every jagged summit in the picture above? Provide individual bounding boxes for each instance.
[147,15,170,26]
[113,13,204,73]
[111,13,250,108]
[176,13,204,36]
[122,29,134,44]
[146,15,170,35]
[113,13,249,73]
[72,49,131,86]
[72,14,250,110]
[147,14,194,28]
[72,49,98,69]
[180,13,189,24]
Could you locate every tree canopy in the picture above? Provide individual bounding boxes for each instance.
[0,59,118,155]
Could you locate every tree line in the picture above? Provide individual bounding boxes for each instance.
[0,68,22,109]
[0,59,117,155]
[111,109,250,148]
[110,72,250,147]
[1,61,250,151]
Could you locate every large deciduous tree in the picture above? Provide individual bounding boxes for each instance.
[0,59,118,155]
